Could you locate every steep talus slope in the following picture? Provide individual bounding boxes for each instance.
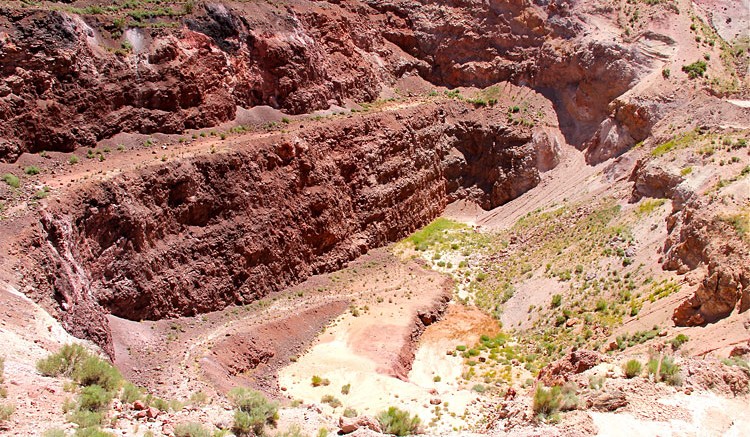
[628,92,750,328]
[19,101,555,353]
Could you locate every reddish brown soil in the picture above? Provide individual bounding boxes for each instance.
[203,300,349,394]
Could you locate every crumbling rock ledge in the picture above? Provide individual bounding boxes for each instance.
[664,203,750,326]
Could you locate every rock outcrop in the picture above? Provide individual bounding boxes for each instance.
[339,415,381,434]
[23,101,559,352]
[663,203,750,326]
[0,0,657,161]
[537,349,606,386]
[0,3,387,160]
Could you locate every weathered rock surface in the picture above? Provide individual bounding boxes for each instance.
[0,0,657,161]
[682,358,750,396]
[537,350,606,386]
[584,389,628,412]
[23,101,558,352]
[339,415,381,434]
[631,161,685,203]
[0,2,386,160]
[662,203,750,326]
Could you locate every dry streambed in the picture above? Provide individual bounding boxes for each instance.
[104,246,501,434]
[277,251,499,433]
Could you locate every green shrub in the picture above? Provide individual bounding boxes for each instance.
[0,403,14,422]
[670,334,689,349]
[533,386,560,419]
[623,359,642,378]
[174,422,211,437]
[79,385,112,412]
[321,394,342,408]
[73,356,122,391]
[120,382,143,403]
[341,383,350,395]
[471,384,486,393]
[233,410,266,437]
[146,395,169,411]
[189,390,208,406]
[595,299,608,312]
[455,345,467,352]
[377,407,421,436]
[37,344,89,377]
[721,357,750,374]
[228,387,278,436]
[2,173,19,188]
[648,356,681,385]
[662,68,670,79]
[533,383,577,420]
[73,428,114,437]
[69,155,79,165]
[42,429,66,437]
[67,409,103,428]
[24,166,40,175]
[433,375,441,382]
[36,344,119,391]
[311,375,330,387]
[682,60,707,79]
[183,0,195,14]
[550,294,562,308]
[343,407,358,418]
[35,187,50,199]
[275,425,306,437]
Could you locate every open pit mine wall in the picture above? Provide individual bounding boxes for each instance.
[25,102,558,354]
[0,0,654,162]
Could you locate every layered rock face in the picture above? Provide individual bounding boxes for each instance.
[0,0,655,161]
[25,102,555,352]
[0,3,387,160]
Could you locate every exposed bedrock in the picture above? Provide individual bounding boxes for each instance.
[366,0,655,145]
[23,102,560,352]
[0,3,386,160]
[0,0,658,161]
[630,156,750,326]
[663,204,750,326]
[628,152,750,326]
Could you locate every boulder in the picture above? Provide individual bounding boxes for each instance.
[586,389,628,411]
[730,342,750,357]
[339,416,381,434]
[538,350,606,386]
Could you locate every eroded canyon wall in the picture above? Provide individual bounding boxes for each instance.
[0,0,655,161]
[23,102,554,353]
